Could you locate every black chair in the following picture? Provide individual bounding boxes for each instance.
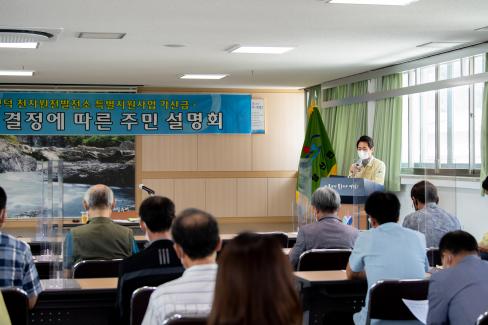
[256,232,289,248]
[297,249,352,271]
[119,266,185,324]
[162,314,207,325]
[28,241,62,256]
[426,248,441,267]
[477,311,488,325]
[73,259,123,278]
[2,287,29,325]
[366,279,429,325]
[130,286,156,325]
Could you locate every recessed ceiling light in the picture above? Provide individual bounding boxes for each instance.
[0,42,38,49]
[417,42,464,49]
[228,46,294,54]
[475,26,488,32]
[78,32,126,40]
[179,74,228,80]
[324,0,418,5]
[0,70,34,76]
[164,44,186,48]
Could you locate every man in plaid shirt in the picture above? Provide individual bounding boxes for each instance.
[0,186,42,309]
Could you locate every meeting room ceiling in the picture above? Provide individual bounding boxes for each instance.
[0,0,488,89]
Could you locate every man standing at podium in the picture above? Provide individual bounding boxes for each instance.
[349,135,386,186]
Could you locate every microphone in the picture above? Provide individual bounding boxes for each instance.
[138,184,155,195]
[354,159,363,169]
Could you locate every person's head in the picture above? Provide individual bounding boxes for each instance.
[208,233,302,325]
[356,135,374,160]
[483,176,488,194]
[139,196,175,235]
[365,191,400,227]
[311,187,341,219]
[171,208,221,267]
[410,181,439,210]
[0,186,6,227]
[82,184,115,216]
[439,230,479,268]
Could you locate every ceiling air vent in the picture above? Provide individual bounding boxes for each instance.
[0,27,62,43]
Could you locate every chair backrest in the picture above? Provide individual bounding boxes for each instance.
[162,314,208,325]
[426,248,441,267]
[256,232,289,248]
[130,286,156,325]
[121,266,185,324]
[297,249,352,271]
[73,259,123,278]
[2,287,29,325]
[366,279,429,325]
[477,311,488,325]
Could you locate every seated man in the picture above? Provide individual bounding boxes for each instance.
[0,186,42,309]
[117,196,183,323]
[63,184,138,271]
[142,208,221,325]
[289,187,358,269]
[347,191,429,325]
[403,181,460,248]
[427,231,488,325]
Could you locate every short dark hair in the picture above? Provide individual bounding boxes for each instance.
[365,191,400,224]
[171,208,220,260]
[0,186,6,210]
[410,181,439,204]
[139,196,175,232]
[356,135,374,149]
[439,230,478,255]
[483,176,488,191]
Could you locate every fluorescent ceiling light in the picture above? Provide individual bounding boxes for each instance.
[417,42,464,49]
[78,32,126,39]
[229,46,294,54]
[180,74,228,80]
[325,0,418,5]
[0,70,34,76]
[0,42,38,49]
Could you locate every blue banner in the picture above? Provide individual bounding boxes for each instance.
[0,92,252,135]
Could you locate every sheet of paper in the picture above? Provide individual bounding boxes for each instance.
[402,299,428,324]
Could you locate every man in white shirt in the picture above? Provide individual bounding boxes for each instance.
[142,208,221,325]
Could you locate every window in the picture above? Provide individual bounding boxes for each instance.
[401,54,485,172]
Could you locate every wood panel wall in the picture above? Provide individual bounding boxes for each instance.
[136,88,304,232]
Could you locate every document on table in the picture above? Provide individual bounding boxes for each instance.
[402,299,428,324]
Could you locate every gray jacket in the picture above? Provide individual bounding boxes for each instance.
[427,255,488,325]
[289,216,359,269]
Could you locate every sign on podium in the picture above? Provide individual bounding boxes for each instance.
[320,176,385,229]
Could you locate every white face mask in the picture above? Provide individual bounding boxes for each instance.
[357,150,370,160]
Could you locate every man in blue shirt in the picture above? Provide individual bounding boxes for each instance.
[347,191,429,325]
[0,186,42,309]
[427,230,488,325]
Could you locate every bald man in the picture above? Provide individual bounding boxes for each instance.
[63,184,138,271]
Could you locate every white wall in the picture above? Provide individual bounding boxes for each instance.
[397,176,488,242]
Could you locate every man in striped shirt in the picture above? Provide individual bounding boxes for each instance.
[0,186,42,309]
[142,208,221,325]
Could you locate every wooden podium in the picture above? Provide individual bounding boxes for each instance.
[319,177,384,230]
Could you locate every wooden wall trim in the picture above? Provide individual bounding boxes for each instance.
[137,87,304,94]
[4,216,293,229]
[217,216,293,224]
[141,171,298,179]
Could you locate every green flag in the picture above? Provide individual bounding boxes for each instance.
[296,105,337,201]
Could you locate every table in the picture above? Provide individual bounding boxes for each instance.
[31,278,118,325]
[294,271,367,325]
